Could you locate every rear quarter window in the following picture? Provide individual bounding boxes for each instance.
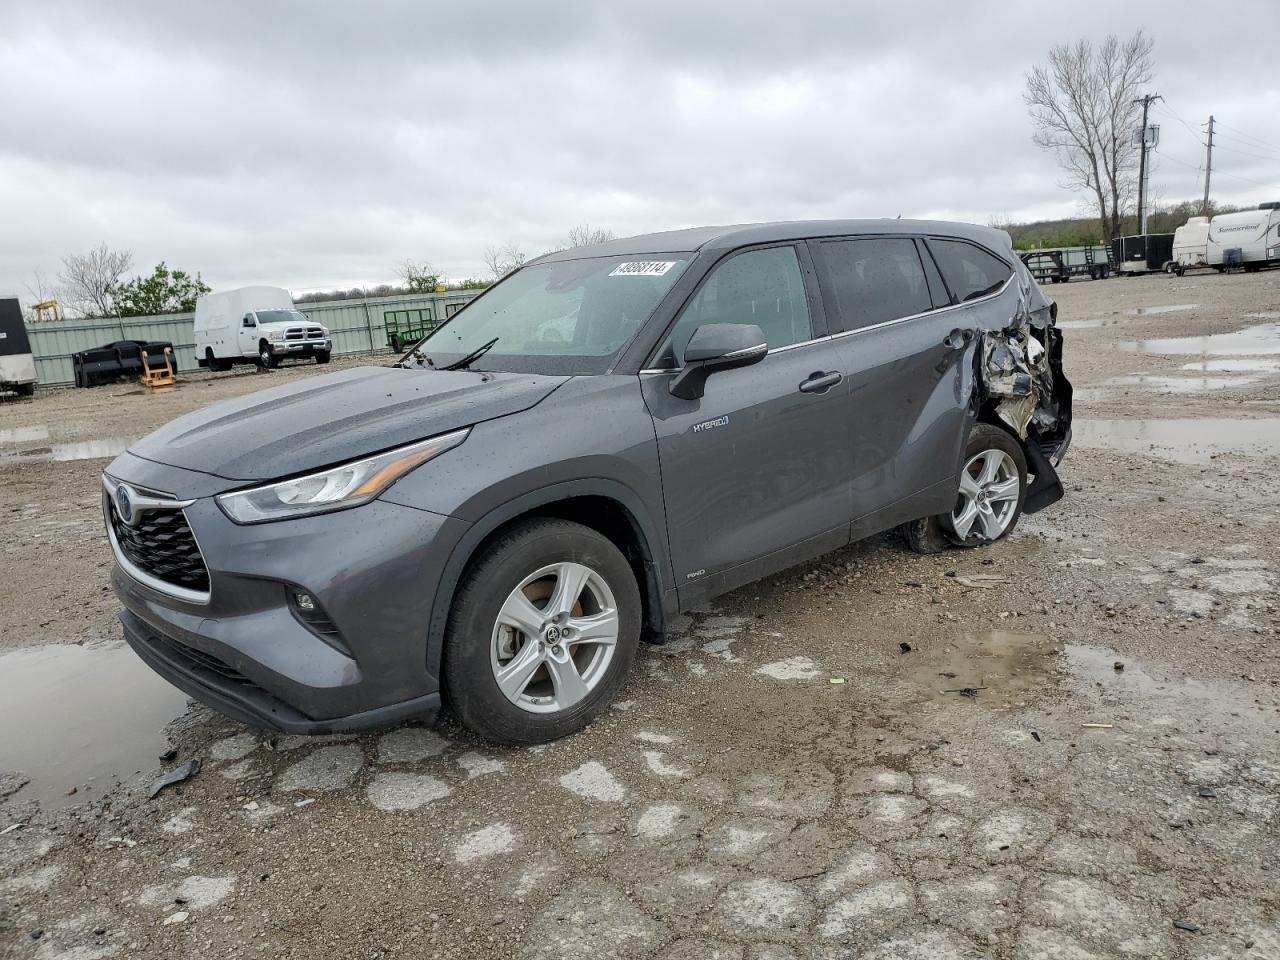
[927,238,1013,302]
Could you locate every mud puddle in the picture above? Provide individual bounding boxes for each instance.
[1065,644,1271,728]
[1057,318,1115,330]
[0,426,52,445]
[0,438,130,463]
[1101,374,1258,393]
[1121,321,1280,356]
[1125,304,1199,316]
[0,643,190,809]
[1181,357,1280,373]
[903,630,1056,709]
[1073,417,1280,464]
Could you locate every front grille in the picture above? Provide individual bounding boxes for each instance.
[109,501,210,593]
[285,326,325,341]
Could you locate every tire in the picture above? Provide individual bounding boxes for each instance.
[315,351,330,365]
[258,342,278,369]
[443,518,641,745]
[900,515,950,555]
[15,382,35,398]
[940,423,1028,548]
[389,335,401,352]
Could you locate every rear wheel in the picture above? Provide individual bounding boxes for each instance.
[943,424,1027,547]
[443,518,641,745]
[389,334,401,352]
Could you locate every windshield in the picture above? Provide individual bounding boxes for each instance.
[256,310,310,325]
[404,254,691,374]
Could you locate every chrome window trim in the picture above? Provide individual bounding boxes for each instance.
[827,274,1013,342]
[639,276,1012,375]
[640,332,829,373]
[102,474,211,606]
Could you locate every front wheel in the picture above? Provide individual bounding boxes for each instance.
[315,351,330,365]
[258,343,278,369]
[443,518,641,745]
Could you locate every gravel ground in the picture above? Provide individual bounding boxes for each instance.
[1,270,1278,960]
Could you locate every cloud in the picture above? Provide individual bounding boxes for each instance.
[2,0,1278,294]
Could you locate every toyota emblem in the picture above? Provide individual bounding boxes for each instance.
[115,484,135,525]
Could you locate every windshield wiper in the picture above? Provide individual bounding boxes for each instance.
[441,337,499,371]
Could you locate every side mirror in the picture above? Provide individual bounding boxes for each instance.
[669,323,768,400]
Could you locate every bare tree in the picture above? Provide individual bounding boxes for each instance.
[398,259,441,292]
[1024,31,1154,241]
[58,243,133,317]
[483,241,527,280]
[23,270,59,322]
[563,223,616,249]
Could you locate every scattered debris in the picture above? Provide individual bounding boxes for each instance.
[1197,787,1217,799]
[829,678,846,684]
[294,798,316,808]
[1173,920,1201,933]
[148,759,201,800]
[944,687,986,698]
[1113,661,1125,671]
[158,748,178,763]
[953,574,1009,589]
[162,911,189,926]
[899,642,913,653]
[1030,731,1042,743]
[0,823,24,836]
[939,671,958,679]
[1081,723,1113,729]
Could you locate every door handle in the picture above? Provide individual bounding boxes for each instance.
[943,329,973,350]
[798,371,842,394]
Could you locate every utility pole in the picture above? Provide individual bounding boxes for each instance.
[1202,115,1215,216]
[1134,93,1162,235]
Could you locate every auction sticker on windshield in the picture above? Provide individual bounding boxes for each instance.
[609,261,678,277]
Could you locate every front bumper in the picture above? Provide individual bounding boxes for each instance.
[269,338,330,353]
[105,453,469,732]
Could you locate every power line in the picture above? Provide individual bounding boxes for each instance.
[1211,137,1280,164]
[1213,120,1280,154]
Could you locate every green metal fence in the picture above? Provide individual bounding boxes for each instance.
[25,290,482,387]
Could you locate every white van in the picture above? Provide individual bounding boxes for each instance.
[1207,203,1280,271]
[194,286,331,370]
[1168,216,1210,275]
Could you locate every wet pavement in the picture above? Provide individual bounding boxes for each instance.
[0,644,190,809]
[1073,416,1280,464]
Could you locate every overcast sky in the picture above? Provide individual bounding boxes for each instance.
[3,1,1279,296]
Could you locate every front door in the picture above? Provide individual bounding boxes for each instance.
[238,313,259,356]
[641,244,853,603]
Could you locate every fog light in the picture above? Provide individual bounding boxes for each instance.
[294,591,316,612]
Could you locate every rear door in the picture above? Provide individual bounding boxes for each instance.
[641,243,853,601]
[811,235,982,534]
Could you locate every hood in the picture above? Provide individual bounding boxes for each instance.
[129,365,568,481]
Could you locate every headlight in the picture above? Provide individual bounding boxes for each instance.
[268,332,285,341]
[216,428,469,523]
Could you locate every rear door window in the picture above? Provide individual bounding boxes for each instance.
[926,238,1013,302]
[815,238,934,332]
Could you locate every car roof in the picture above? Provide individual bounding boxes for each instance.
[534,219,1013,262]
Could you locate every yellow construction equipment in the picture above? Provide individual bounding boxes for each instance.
[140,346,177,388]
[32,300,62,323]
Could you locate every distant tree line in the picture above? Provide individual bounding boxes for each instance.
[996,199,1244,250]
[27,223,617,319]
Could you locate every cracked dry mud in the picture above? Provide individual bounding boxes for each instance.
[2,270,1279,959]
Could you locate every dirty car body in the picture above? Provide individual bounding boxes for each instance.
[102,220,1071,740]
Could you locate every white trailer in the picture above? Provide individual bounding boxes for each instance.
[1168,216,1210,275]
[1207,203,1280,271]
[194,286,331,370]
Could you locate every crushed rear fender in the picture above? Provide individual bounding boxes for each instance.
[973,261,1073,514]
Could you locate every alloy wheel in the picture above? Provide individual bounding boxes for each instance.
[950,448,1020,541]
[489,561,620,714]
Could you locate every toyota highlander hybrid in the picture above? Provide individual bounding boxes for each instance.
[103,220,1072,744]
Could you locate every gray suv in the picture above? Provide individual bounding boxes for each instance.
[103,220,1072,744]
